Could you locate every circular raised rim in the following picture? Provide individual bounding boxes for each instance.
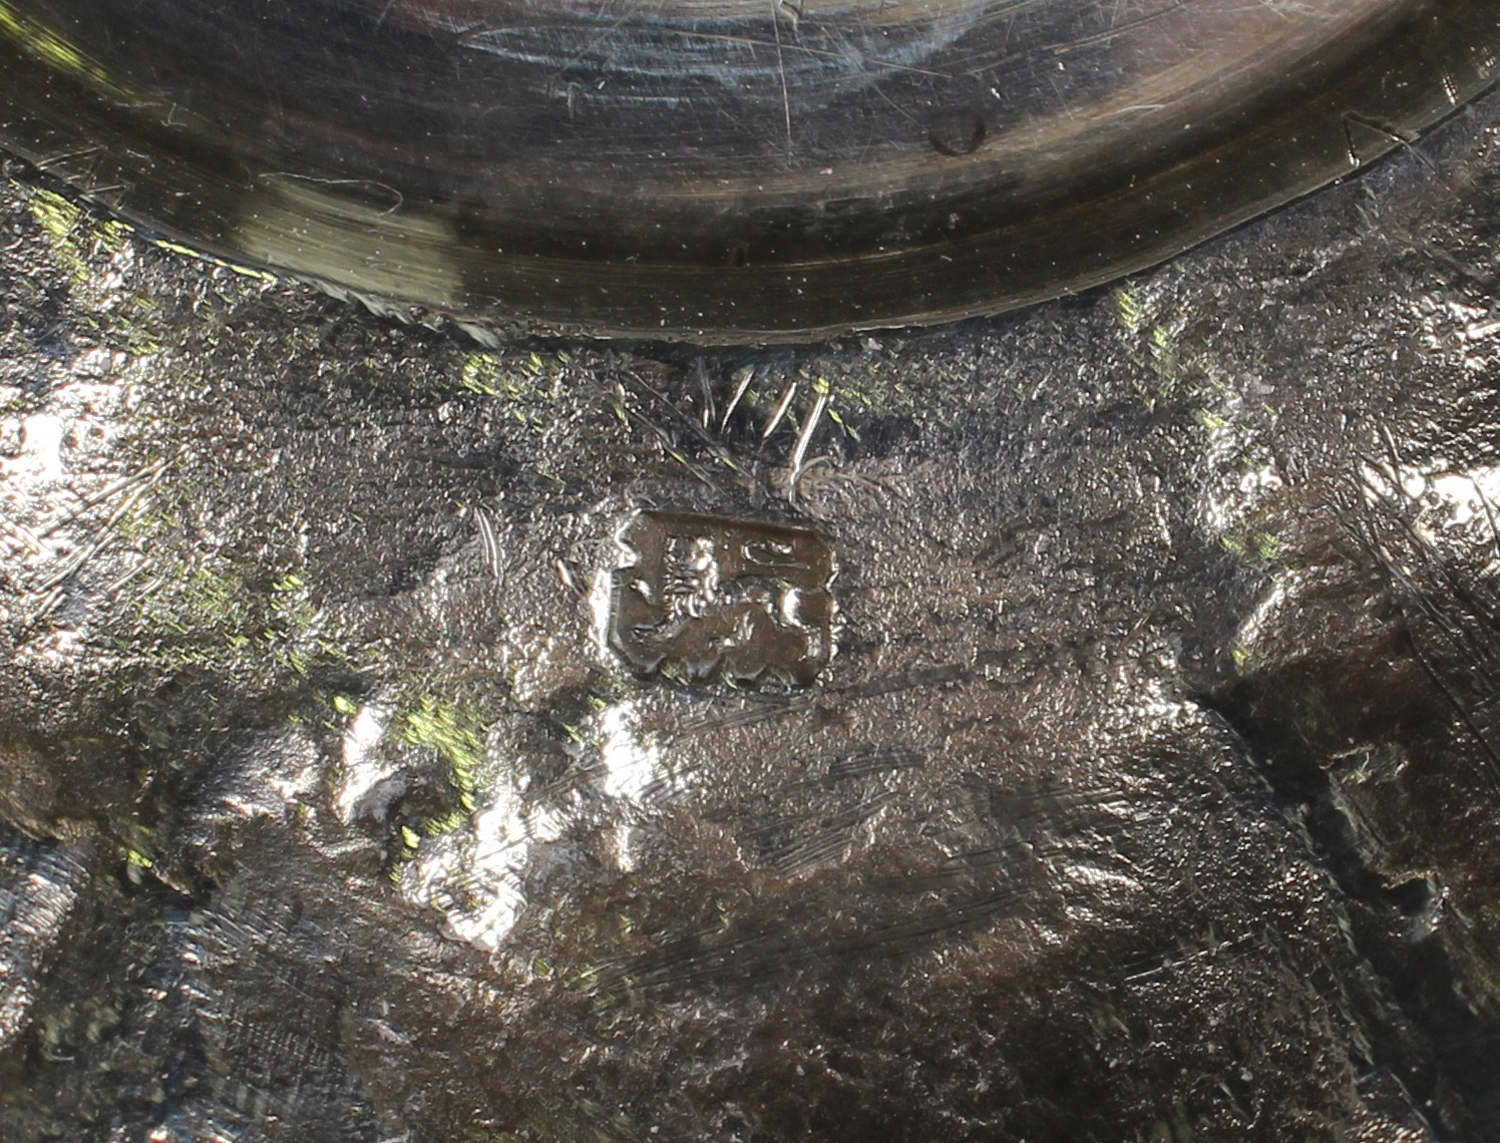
[0,1,1496,342]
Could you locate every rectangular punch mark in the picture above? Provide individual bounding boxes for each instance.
[609,510,836,686]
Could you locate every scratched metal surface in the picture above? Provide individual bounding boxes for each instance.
[7,75,1500,1140]
[0,0,1497,336]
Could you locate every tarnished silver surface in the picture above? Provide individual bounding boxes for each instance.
[6,75,1500,1138]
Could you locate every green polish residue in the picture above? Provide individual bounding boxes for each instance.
[26,186,128,285]
[396,695,484,821]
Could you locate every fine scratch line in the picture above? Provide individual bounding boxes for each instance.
[770,0,793,160]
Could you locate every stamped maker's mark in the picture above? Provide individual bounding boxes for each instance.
[609,511,836,686]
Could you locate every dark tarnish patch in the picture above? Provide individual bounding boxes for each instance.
[608,511,835,686]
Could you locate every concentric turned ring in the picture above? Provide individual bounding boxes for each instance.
[0,0,1496,340]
